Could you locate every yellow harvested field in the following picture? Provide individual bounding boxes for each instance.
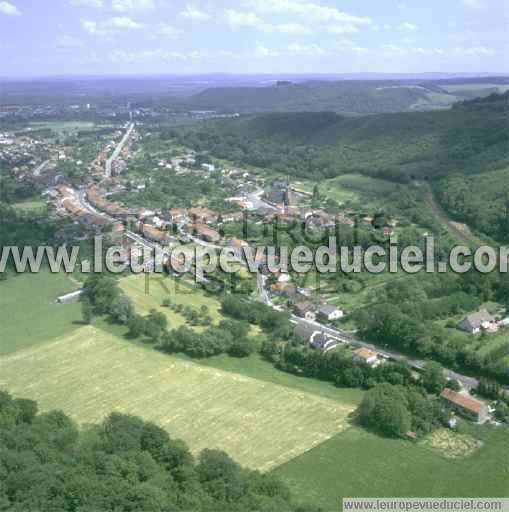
[0,326,354,470]
[421,429,482,459]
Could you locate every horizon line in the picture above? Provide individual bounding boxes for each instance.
[1,71,509,81]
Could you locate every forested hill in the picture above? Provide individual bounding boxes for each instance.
[176,92,509,181]
[182,78,509,114]
[171,92,509,242]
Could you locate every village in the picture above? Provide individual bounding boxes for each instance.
[3,120,509,431]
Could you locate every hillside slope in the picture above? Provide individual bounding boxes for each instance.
[182,78,509,114]
[176,92,509,181]
[170,92,509,242]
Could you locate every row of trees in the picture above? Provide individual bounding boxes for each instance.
[220,297,293,340]
[261,339,450,396]
[260,339,448,438]
[159,321,256,359]
[0,390,317,511]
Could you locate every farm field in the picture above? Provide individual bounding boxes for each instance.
[180,351,364,404]
[0,325,356,471]
[28,121,100,134]
[272,425,509,509]
[0,269,82,355]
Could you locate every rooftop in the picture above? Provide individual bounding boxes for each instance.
[440,388,485,414]
[353,347,378,360]
[319,304,341,315]
[462,310,496,328]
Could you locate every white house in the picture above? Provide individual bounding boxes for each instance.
[317,304,344,322]
[353,347,380,368]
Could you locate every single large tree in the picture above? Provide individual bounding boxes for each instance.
[359,384,412,438]
[421,361,447,395]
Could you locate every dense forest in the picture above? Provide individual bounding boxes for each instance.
[171,92,508,181]
[0,391,318,512]
[436,168,509,243]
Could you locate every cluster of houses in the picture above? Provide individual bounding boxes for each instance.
[458,309,509,334]
[56,185,111,230]
[0,132,69,187]
[294,301,345,323]
[293,316,492,425]
[294,319,383,364]
[91,124,138,178]
[0,134,42,170]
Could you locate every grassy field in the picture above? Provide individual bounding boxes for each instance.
[272,425,509,509]
[293,174,400,206]
[0,325,356,471]
[179,352,364,404]
[323,174,400,206]
[119,273,223,329]
[12,199,47,212]
[441,83,509,93]
[0,269,82,355]
[29,121,99,135]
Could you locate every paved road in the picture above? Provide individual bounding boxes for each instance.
[246,190,278,212]
[33,159,50,177]
[290,315,480,390]
[105,123,134,178]
[257,272,272,307]
[76,184,481,392]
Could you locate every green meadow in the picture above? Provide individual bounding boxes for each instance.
[0,269,82,355]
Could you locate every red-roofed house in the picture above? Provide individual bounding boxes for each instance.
[440,388,489,423]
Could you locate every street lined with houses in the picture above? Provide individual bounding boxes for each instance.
[51,123,501,400]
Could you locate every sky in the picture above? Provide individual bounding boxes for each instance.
[0,0,508,77]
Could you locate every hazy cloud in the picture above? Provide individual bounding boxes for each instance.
[54,34,84,48]
[253,45,280,58]
[158,23,183,37]
[112,0,155,12]
[462,0,483,8]
[0,1,21,16]
[252,0,372,33]
[398,22,418,31]
[71,0,104,7]
[109,48,203,63]
[81,16,144,35]
[287,42,324,55]
[453,45,495,56]
[179,4,210,20]
[225,9,311,34]
[335,39,370,55]
[225,10,266,30]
